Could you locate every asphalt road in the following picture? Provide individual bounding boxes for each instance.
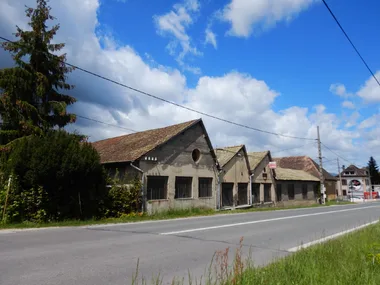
[1,202,380,285]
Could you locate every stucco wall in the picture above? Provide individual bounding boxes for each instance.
[139,123,218,213]
[277,181,318,202]
[220,148,250,207]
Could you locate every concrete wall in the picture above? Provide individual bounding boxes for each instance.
[220,148,250,208]
[277,181,318,203]
[251,154,276,203]
[138,123,219,213]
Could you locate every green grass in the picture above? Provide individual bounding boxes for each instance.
[237,221,380,285]
[132,221,380,285]
[0,200,353,230]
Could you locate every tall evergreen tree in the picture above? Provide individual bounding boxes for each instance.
[368,156,380,185]
[0,0,76,146]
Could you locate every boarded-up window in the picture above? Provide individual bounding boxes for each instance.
[175,177,193,199]
[288,184,295,200]
[147,176,168,200]
[199,178,212,198]
[302,184,308,200]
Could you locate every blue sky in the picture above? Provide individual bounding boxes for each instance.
[0,0,379,171]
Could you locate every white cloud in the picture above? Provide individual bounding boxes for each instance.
[342,100,355,109]
[0,0,373,173]
[329,83,353,98]
[344,111,360,128]
[356,71,380,102]
[153,0,202,73]
[221,0,316,38]
[358,114,380,130]
[205,27,217,49]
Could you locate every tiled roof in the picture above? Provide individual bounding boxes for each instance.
[247,151,269,171]
[341,165,368,177]
[276,168,320,181]
[273,156,337,181]
[215,145,244,167]
[92,119,201,164]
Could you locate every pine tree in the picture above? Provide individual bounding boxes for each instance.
[0,0,76,146]
[368,156,380,185]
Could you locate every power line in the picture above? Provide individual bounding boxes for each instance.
[0,36,315,141]
[321,0,380,87]
[76,115,137,133]
[320,142,352,165]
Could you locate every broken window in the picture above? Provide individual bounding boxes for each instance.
[199,178,212,198]
[147,176,168,200]
[288,184,295,200]
[251,183,260,203]
[264,184,271,202]
[276,184,282,202]
[175,177,193,199]
[237,183,248,205]
[302,184,308,200]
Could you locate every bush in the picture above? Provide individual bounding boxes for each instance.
[0,130,107,222]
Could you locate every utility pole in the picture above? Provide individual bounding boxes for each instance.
[337,158,343,198]
[317,126,326,204]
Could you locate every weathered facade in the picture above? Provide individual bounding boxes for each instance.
[337,165,370,197]
[274,156,337,200]
[92,119,221,213]
[248,151,276,204]
[275,168,319,206]
[215,145,251,208]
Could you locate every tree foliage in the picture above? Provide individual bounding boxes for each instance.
[368,156,380,186]
[0,0,76,146]
[0,130,107,222]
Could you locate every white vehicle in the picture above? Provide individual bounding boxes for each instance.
[349,196,364,203]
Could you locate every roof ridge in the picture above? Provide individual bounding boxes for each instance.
[92,118,201,144]
[215,144,244,150]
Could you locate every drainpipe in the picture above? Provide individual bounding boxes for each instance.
[130,162,145,212]
[249,173,254,206]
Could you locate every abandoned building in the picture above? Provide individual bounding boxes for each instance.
[275,168,320,205]
[274,156,337,200]
[215,145,251,209]
[92,119,221,213]
[248,151,276,204]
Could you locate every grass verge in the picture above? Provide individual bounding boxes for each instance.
[132,221,380,284]
[0,200,353,230]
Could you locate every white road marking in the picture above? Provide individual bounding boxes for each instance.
[287,220,379,252]
[159,205,380,235]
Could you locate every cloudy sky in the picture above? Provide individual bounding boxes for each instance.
[1,0,379,173]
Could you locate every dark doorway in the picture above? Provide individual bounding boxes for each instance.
[252,183,260,203]
[264,184,271,202]
[222,183,234,207]
[276,184,282,202]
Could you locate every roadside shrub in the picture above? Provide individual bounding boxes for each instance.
[105,176,142,218]
[0,130,107,222]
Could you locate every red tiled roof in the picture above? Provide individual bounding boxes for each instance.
[92,119,201,164]
[273,156,337,181]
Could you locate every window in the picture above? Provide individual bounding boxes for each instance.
[252,183,260,203]
[192,149,201,163]
[264,184,271,202]
[342,179,347,185]
[276,184,282,202]
[238,183,248,205]
[302,184,308,200]
[343,190,347,196]
[288,184,295,200]
[199,178,212,198]
[147,176,168,200]
[175,177,193,199]
[313,184,319,198]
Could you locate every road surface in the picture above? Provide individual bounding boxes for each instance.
[1,202,380,285]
